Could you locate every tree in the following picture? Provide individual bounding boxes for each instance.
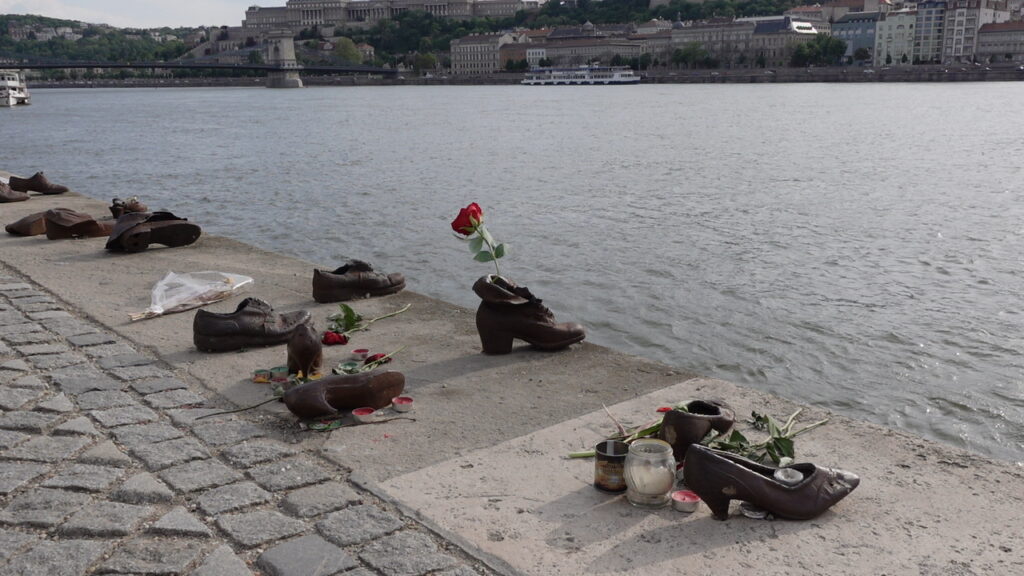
[790,34,846,67]
[901,53,908,64]
[413,52,437,72]
[885,53,892,64]
[854,47,870,62]
[333,36,361,64]
[247,49,263,65]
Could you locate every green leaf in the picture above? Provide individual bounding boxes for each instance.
[774,437,795,458]
[726,429,748,447]
[474,251,495,262]
[493,243,506,259]
[767,416,781,438]
[468,236,484,253]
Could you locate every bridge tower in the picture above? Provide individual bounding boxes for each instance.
[264,30,303,89]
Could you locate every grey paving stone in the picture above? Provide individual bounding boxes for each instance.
[0,322,42,336]
[359,531,459,576]
[131,436,210,471]
[0,283,33,292]
[91,404,159,428]
[0,527,38,562]
[113,472,174,504]
[26,310,71,320]
[82,342,137,358]
[15,343,69,355]
[198,481,272,515]
[0,358,31,371]
[0,461,50,495]
[100,537,204,575]
[0,386,42,410]
[28,352,87,370]
[221,439,298,468]
[283,481,362,518]
[190,544,253,576]
[9,375,46,389]
[76,389,138,410]
[191,419,264,446]
[316,504,403,546]
[249,456,334,492]
[339,570,377,576]
[109,365,174,381]
[42,463,125,492]
[0,340,10,356]
[144,388,206,409]
[0,487,92,528]
[149,506,212,537]
[78,440,133,467]
[0,410,60,433]
[53,416,100,436]
[36,392,75,413]
[217,510,308,548]
[1,539,108,576]
[111,422,184,448]
[167,407,222,425]
[131,377,189,394]
[159,458,242,493]
[8,294,52,304]
[51,372,126,395]
[0,429,29,450]
[66,331,118,347]
[3,435,92,462]
[0,309,27,325]
[436,567,482,576]
[258,534,357,576]
[13,302,61,314]
[98,353,153,369]
[40,317,98,336]
[3,331,58,345]
[58,501,154,537]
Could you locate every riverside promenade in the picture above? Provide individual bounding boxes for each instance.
[1,185,1023,576]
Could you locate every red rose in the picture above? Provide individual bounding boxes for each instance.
[451,202,483,235]
[321,331,349,345]
[364,353,391,365]
[656,406,672,413]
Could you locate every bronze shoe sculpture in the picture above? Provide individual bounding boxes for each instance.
[283,370,405,420]
[312,260,406,303]
[5,211,47,236]
[658,400,735,461]
[287,323,323,377]
[473,275,585,354]
[193,297,312,352]
[43,208,115,240]
[1,181,29,203]
[8,171,69,194]
[683,444,860,521]
[109,196,149,219]
[105,211,201,252]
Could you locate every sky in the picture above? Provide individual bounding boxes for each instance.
[0,0,260,29]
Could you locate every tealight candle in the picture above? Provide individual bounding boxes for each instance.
[352,407,375,423]
[774,468,804,486]
[351,348,370,361]
[270,365,289,381]
[252,369,271,383]
[391,396,413,412]
[671,490,701,513]
[624,439,675,508]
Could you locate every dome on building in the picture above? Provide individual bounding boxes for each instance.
[582,20,595,32]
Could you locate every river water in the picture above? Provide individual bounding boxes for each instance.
[3,84,1023,464]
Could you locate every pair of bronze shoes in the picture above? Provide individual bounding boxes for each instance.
[194,297,312,353]
[312,260,406,303]
[1,181,29,203]
[5,208,115,239]
[105,211,201,252]
[473,275,585,354]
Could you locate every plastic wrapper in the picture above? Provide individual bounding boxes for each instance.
[130,271,253,321]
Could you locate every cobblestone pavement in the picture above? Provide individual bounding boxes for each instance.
[0,269,496,576]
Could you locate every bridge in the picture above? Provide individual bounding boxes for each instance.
[8,31,397,88]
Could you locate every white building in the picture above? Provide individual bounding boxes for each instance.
[875,9,917,66]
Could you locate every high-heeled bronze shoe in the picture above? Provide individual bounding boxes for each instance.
[282,370,405,420]
[683,444,860,521]
[658,400,734,461]
[287,323,322,377]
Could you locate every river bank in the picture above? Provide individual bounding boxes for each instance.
[1,179,1022,575]
[23,64,1024,89]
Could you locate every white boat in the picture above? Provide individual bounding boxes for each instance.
[522,66,640,86]
[0,69,31,106]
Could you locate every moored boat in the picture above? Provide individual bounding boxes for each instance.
[522,65,640,86]
[0,69,31,106]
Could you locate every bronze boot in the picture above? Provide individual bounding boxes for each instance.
[283,370,405,420]
[683,444,860,521]
[287,323,323,377]
[658,400,735,461]
[472,275,585,354]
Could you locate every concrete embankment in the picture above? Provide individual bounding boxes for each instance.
[1,182,1022,575]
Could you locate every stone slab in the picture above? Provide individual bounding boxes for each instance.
[58,501,154,537]
[78,439,133,467]
[130,377,188,395]
[0,387,42,410]
[0,487,92,528]
[2,435,92,463]
[130,436,210,471]
[109,365,175,381]
[316,504,403,546]
[144,388,206,409]
[191,418,263,446]
[0,528,38,562]
[53,416,100,436]
[257,534,357,576]
[282,481,362,518]
[91,404,159,428]
[190,544,253,576]
[358,531,459,576]
[75,389,138,410]
[112,472,174,504]
[36,392,75,413]
[158,458,242,493]
[1,539,108,576]
[0,429,29,451]
[197,481,272,515]
[248,456,334,492]
[0,461,51,495]
[0,411,60,433]
[41,463,125,492]
[27,351,87,370]
[149,506,212,537]
[66,331,118,347]
[111,422,185,448]
[217,510,308,548]
[221,439,297,468]
[100,538,204,575]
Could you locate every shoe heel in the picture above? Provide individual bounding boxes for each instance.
[478,330,514,354]
[702,494,731,521]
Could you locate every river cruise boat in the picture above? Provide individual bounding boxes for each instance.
[0,69,30,106]
[522,66,640,86]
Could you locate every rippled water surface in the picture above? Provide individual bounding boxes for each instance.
[4,84,1023,463]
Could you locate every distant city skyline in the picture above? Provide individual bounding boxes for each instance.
[0,0,253,29]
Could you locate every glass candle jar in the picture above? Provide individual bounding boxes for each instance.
[624,438,676,508]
